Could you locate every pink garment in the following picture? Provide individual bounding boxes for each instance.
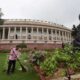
[8,48,19,60]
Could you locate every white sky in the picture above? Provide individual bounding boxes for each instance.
[0,0,80,28]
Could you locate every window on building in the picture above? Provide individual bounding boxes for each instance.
[57,30,59,35]
[33,27,37,33]
[66,32,68,37]
[38,28,42,33]
[63,31,66,36]
[22,27,26,32]
[49,36,52,40]
[16,27,20,32]
[27,27,31,33]
[43,28,47,33]
[60,31,62,36]
[27,35,31,39]
[53,29,55,34]
[48,29,51,34]
[0,27,3,39]
[5,28,8,39]
[15,34,18,39]
[69,33,71,38]
[10,27,14,32]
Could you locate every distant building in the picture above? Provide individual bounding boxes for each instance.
[0,19,72,50]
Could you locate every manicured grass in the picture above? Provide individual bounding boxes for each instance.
[0,53,40,80]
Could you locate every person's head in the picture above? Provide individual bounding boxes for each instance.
[16,46,21,51]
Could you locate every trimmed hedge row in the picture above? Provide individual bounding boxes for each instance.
[0,49,10,53]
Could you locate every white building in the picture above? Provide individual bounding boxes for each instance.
[0,19,72,50]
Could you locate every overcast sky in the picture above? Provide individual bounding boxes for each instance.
[0,0,80,28]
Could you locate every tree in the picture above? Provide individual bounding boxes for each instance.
[16,43,27,49]
[16,43,27,51]
[0,19,4,25]
[71,25,77,38]
[0,8,4,25]
[72,15,80,49]
[79,14,80,20]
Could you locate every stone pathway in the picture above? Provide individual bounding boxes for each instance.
[51,74,80,80]
[72,74,80,79]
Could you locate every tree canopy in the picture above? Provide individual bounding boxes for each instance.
[71,14,80,48]
[0,8,4,25]
[0,19,4,25]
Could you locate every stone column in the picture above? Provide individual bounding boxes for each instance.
[55,29,57,41]
[65,32,67,42]
[8,27,10,39]
[59,30,60,36]
[26,27,27,39]
[68,33,69,42]
[59,30,61,41]
[2,27,5,39]
[51,29,53,41]
[20,27,22,39]
[31,27,33,33]
[47,28,48,41]
[61,31,64,42]
[54,29,57,47]
[14,27,16,39]
[42,28,44,41]
[36,27,38,41]
[67,32,69,41]
[31,27,33,40]
[69,33,71,42]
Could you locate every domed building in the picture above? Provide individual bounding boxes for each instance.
[0,19,72,50]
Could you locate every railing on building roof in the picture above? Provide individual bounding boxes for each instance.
[3,19,71,31]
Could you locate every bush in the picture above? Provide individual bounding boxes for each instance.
[0,49,10,53]
[40,56,57,76]
[40,44,80,77]
[16,43,27,52]
[16,43,27,49]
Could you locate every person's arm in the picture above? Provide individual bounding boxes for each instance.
[15,50,21,59]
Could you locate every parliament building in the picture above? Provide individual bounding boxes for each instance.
[0,19,72,50]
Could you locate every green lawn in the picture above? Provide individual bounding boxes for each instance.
[0,53,40,80]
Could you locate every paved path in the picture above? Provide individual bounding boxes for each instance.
[51,74,80,80]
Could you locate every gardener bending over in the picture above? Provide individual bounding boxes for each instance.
[7,46,21,75]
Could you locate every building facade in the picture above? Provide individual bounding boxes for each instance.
[0,19,72,50]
